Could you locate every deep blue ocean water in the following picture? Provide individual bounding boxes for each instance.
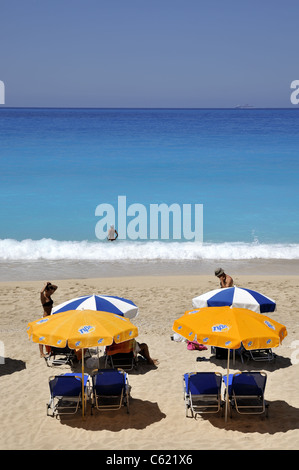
[0,108,298,270]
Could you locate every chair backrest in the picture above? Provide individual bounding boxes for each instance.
[186,372,222,395]
[51,345,74,355]
[92,369,126,396]
[231,372,267,396]
[49,375,82,397]
[106,340,135,356]
[110,351,135,361]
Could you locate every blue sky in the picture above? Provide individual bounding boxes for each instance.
[1,0,298,108]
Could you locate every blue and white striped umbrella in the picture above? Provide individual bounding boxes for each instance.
[52,294,138,319]
[192,287,276,314]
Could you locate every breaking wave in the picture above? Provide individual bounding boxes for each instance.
[0,238,299,261]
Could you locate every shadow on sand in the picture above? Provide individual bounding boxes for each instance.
[201,400,299,434]
[0,357,26,377]
[59,398,166,431]
[208,353,292,372]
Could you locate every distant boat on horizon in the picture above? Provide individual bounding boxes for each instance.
[233,104,255,109]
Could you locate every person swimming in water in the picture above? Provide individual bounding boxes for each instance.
[107,225,118,241]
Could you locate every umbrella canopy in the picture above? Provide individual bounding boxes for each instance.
[27,309,138,349]
[174,306,286,350]
[173,306,287,421]
[192,287,276,313]
[52,294,138,319]
[27,309,138,417]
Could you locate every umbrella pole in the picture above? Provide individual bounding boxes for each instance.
[81,348,85,418]
[225,349,230,422]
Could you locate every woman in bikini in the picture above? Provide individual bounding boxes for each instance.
[39,282,58,357]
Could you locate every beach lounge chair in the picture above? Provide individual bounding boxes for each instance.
[183,372,223,418]
[47,373,89,417]
[104,340,137,370]
[91,368,130,414]
[244,348,275,362]
[234,344,275,364]
[45,346,92,367]
[105,351,137,370]
[223,371,268,417]
[45,345,77,367]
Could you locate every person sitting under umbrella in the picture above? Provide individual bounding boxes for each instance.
[106,339,159,366]
[215,268,234,288]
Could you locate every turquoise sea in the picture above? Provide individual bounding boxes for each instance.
[0,108,298,280]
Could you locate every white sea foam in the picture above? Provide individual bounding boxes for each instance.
[0,238,298,261]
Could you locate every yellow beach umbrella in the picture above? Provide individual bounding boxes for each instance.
[173,306,287,421]
[27,309,138,417]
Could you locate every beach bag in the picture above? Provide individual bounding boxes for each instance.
[187,340,208,351]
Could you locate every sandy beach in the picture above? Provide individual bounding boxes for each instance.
[0,274,298,451]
